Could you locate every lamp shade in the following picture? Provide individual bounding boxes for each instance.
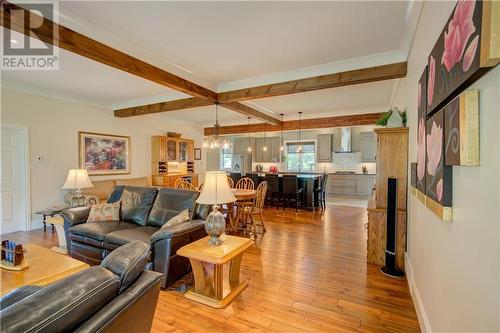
[62,169,94,189]
[196,171,236,205]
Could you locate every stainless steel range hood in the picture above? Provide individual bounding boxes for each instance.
[335,127,352,153]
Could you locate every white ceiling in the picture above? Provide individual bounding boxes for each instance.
[1,1,421,126]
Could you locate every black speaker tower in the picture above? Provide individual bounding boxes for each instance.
[380,177,405,278]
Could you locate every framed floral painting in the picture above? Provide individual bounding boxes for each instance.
[416,68,427,194]
[427,0,499,115]
[427,0,482,114]
[79,131,131,175]
[444,90,479,166]
[425,110,452,208]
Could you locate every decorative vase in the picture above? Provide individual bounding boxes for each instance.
[205,205,226,246]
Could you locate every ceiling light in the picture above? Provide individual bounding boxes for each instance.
[279,113,284,152]
[203,102,231,150]
[247,116,252,152]
[10,39,18,44]
[262,123,268,152]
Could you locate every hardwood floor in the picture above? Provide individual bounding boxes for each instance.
[2,206,420,332]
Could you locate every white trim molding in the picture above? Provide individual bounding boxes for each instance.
[405,253,432,333]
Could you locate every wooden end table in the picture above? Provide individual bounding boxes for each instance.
[1,244,89,296]
[177,234,253,308]
[46,216,67,254]
[35,209,64,232]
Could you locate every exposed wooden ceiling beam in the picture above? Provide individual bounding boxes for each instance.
[221,102,281,125]
[1,2,216,100]
[114,97,212,118]
[204,112,383,135]
[216,62,407,103]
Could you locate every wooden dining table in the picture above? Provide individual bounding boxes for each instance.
[226,188,256,232]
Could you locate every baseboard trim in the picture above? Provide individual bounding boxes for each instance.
[405,253,432,333]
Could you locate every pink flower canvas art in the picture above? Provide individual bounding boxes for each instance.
[426,0,482,115]
[416,68,427,194]
[425,109,452,207]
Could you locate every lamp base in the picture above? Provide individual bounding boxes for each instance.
[70,189,87,208]
[205,206,226,246]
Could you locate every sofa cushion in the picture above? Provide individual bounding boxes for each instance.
[107,185,125,203]
[104,226,158,251]
[69,221,139,247]
[120,187,158,226]
[87,202,121,222]
[114,177,149,187]
[101,241,150,293]
[146,188,199,227]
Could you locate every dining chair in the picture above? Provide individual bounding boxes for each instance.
[174,178,196,191]
[264,174,281,209]
[282,175,303,211]
[246,173,261,188]
[229,172,242,187]
[227,176,234,188]
[238,181,268,237]
[235,177,255,190]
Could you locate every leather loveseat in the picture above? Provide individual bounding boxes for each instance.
[0,241,162,333]
[61,186,209,288]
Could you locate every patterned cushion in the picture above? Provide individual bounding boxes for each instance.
[160,209,190,229]
[87,202,120,222]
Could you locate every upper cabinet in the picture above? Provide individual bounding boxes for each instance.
[233,137,255,155]
[317,134,333,162]
[166,139,177,161]
[360,132,377,162]
[178,140,188,161]
[255,137,280,162]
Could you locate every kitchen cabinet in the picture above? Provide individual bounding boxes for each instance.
[233,137,255,155]
[327,174,376,196]
[317,134,333,162]
[255,137,280,162]
[151,136,195,174]
[360,132,377,162]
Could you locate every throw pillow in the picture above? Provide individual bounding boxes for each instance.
[161,209,190,229]
[87,201,120,222]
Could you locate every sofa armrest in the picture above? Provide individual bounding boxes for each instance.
[61,206,91,226]
[61,206,91,251]
[150,219,205,244]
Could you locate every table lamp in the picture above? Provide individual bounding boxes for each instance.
[196,171,236,246]
[62,169,94,207]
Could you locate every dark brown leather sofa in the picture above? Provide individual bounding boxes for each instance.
[0,241,162,333]
[61,186,209,288]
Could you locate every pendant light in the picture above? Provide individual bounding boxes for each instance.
[203,102,230,149]
[297,111,303,153]
[247,116,252,152]
[262,122,268,152]
[279,113,284,152]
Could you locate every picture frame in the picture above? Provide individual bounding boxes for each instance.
[194,148,202,160]
[79,131,131,175]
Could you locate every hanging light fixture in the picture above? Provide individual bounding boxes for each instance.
[262,122,268,152]
[279,113,284,152]
[203,102,231,149]
[297,111,303,153]
[247,116,252,152]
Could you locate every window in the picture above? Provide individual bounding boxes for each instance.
[286,141,315,171]
[221,148,232,169]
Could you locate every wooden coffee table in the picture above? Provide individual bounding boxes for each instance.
[177,234,253,308]
[1,243,89,296]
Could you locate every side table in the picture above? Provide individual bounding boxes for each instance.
[35,209,63,232]
[46,216,68,254]
[177,234,253,308]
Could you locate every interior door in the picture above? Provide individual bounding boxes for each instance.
[1,127,28,234]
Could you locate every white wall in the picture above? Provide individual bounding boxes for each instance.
[392,2,500,332]
[1,88,206,228]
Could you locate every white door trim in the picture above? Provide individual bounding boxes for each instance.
[1,124,31,232]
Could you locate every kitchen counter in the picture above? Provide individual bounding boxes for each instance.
[327,173,376,196]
